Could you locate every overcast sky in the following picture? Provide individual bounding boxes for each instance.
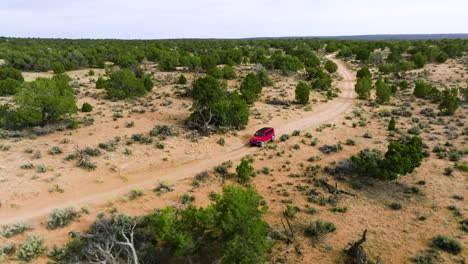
[1,0,467,39]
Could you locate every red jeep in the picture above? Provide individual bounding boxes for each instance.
[250,127,275,147]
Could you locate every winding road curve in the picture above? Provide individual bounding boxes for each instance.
[0,56,356,225]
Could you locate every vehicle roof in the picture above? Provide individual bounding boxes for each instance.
[256,127,273,133]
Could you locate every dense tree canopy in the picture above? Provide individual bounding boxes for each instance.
[0,78,21,95]
[0,38,464,77]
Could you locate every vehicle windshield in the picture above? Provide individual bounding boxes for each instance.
[255,132,265,136]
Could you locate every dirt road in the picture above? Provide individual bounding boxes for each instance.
[0,57,356,225]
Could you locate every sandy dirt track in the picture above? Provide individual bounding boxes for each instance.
[0,56,356,225]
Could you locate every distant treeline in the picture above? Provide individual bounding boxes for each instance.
[246,34,468,40]
[0,37,466,73]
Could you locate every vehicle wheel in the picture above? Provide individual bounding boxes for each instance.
[260,141,265,148]
[271,135,275,141]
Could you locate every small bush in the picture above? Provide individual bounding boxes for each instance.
[79,160,97,171]
[319,143,342,154]
[153,182,173,194]
[304,220,336,237]
[284,205,300,218]
[149,124,177,139]
[389,202,402,210]
[83,147,101,157]
[81,102,93,112]
[214,160,233,176]
[99,141,117,151]
[131,133,153,144]
[48,146,63,155]
[431,235,462,255]
[129,188,144,200]
[180,193,195,204]
[68,119,79,129]
[280,134,290,141]
[177,74,187,84]
[16,235,46,262]
[454,162,468,172]
[47,207,80,230]
[0,222,32,238]
[460,219,468,232]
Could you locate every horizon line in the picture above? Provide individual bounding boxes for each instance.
[1,33,467,41]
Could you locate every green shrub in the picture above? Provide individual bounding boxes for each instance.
[280,134,290,141]
[375,78,391,104]
[149,124,177,139]
[0,66,24,82]
[413,81,434,99]
[207,67,224,79]
[389,202,402,210]
[143,76,154,91]
[223,65,236,79]
[324,60,338,73]
[177,74,187,84]
[304,220,336,237]
[388,116,396,131]
[236,158,255,183]
[16,235,46,262]
[48,146,63,155]
[284,204,300,218]
[0,222,32,238]
[47,207,80,230]
[295,81,310,105]
[180,193,195,204]
[95,76,108,89]
[3,76,77,128]
[354,77,371,99]
[240,72,262,104]
[81,102,93,112]
[431,235,462,255]
[256,69,273,86]
[52,63,66,74]
[438,88,459,115]
[356,66,371,79]
[131,133,153,144]
[350,136,423,180]
[454,162,468,172]
[129,188,144,200]
[83,147,101,157]
[105,69,146,99]
[187,76,249,131]
[0,78,21,95]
